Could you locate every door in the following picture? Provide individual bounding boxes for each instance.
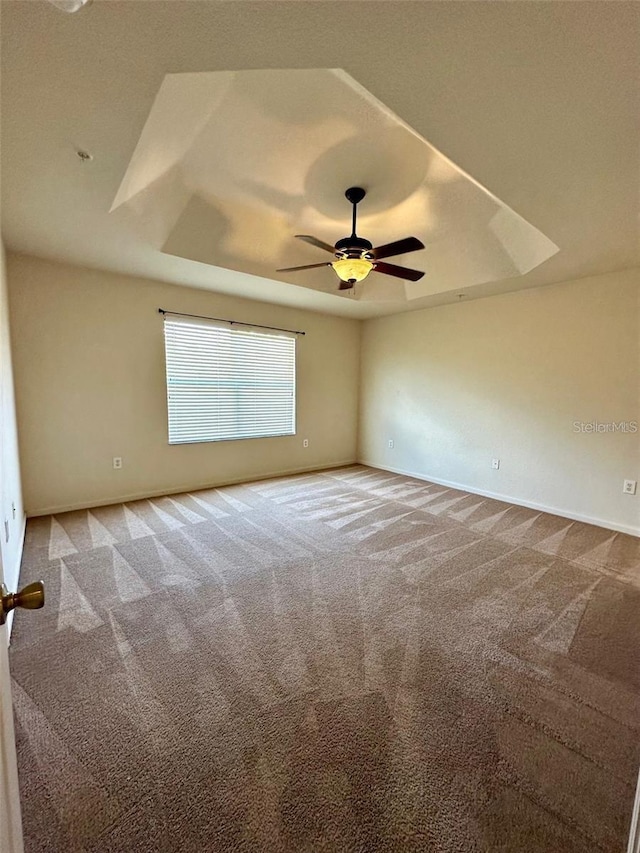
[0,547,24,853]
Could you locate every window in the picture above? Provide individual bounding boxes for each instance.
[163,318,296,444]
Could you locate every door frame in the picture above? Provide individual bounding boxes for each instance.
[0,545,24,853]
[628,767,640,853]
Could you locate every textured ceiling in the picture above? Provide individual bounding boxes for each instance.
[1,1,638,318]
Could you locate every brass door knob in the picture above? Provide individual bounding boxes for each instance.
[0,581,45,626]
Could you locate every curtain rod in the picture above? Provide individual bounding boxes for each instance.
[158,309,305,336]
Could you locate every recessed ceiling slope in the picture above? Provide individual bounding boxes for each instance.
[111,69,558,303]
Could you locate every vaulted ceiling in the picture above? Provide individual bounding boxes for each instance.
[1,1,638,318]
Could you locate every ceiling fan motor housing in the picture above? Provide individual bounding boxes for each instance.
[334,235,374,258]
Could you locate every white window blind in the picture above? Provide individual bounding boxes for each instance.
[164,318,296,444]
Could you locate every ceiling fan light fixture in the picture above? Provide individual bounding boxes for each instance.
[331,257,374,284]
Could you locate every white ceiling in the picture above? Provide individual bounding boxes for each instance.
[1,0,638,319]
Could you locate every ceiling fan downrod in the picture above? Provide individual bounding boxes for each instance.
[335,187,373,258]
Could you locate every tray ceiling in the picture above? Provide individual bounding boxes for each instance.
[1,1,638,318]
[112,69,558,303]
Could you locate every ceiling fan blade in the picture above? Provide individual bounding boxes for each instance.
[277,262,332,273]
[373,261,425,282]
[295,234,336,254]
[371,236,425,260]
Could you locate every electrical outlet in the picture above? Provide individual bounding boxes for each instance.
[303,439,309,448]
[623,479,637,495]
[388,439,394,449]
[492,458,500,470]
[113,457,123,470]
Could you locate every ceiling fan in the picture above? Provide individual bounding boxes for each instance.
[277,187,425,290]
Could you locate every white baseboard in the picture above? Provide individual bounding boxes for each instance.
[25,457,640,536]
[26,460,358,518]
[358,460,640,538]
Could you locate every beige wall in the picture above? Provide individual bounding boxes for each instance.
[0,242,25,593]
[7,252,640,534]
[8,254,360,515]
[359,269,640,535]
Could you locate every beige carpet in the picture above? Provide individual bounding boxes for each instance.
[9,465,640,852]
